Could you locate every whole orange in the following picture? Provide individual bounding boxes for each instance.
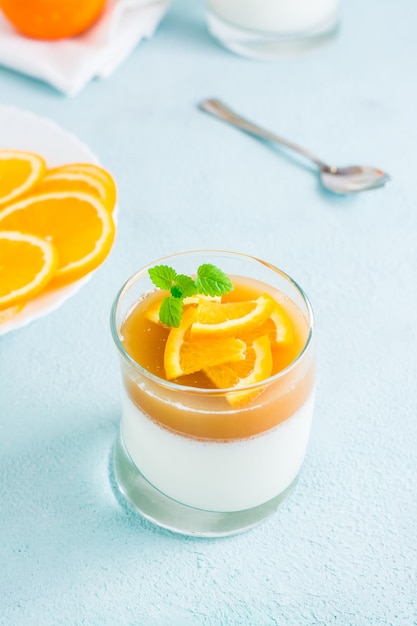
[0,0,107,40]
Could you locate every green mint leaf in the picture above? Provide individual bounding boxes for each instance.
[159,296,183,328]
[195,264,234,296]
[175,274,198,298]
[148,265,177,290]
[170,286,183,299]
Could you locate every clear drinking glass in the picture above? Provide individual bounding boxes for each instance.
[110,250,316,536]
[206,0,340,60]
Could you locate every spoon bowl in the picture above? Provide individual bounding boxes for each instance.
[200,99,391,195]
[320,165,391,194]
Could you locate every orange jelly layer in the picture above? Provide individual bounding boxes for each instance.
[120,276,315,441]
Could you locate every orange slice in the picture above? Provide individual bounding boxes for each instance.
[270,302,295,344]
[145,298,167,325]
[0,231,57,310]
[204,335,273,408]
[0,191,115,288]
[0,149,46,206]
[164,307,246,380]
[50,163,116,199]
[36,164,117,213]
[242,302,295,346]
[145,295,221,325]
[190,294,275,338]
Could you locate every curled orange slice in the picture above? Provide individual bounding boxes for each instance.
[189,294,275,338]
[164,307,246,380]
[204,335,273,408]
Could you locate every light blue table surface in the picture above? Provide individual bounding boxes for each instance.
[1,0,417,624]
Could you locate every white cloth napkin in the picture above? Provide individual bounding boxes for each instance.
[0,0,170,96]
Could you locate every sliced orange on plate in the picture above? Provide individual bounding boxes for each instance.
[164,306,246,380]
[52,162,114,183]
[0,231,57,310]
[0,149,118,328]
[0,190,115,288]
[50,163,116,202]
[0,149,46,206]
[35,163,117,213]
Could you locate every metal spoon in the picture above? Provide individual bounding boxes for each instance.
[199,98,390,194]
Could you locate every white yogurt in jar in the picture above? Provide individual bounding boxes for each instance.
[121,393,315,512]
[208,0,339,34]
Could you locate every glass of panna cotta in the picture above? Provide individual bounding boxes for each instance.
[110,250,316,536]
[206,0,340,60]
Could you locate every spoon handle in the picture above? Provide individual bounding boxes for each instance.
[199,99,327,170]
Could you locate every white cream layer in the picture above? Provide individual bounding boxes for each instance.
[121,393,315,512]
[208,0,339,34]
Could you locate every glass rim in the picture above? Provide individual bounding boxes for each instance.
[110,249,315,396]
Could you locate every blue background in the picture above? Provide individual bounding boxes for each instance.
[1,0,416,624]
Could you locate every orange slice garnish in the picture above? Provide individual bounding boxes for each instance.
[36,163,117,213]
[270,302,295,344]
[204,335,273,408]
[241,301,295,346]
[145,295,221,326]
[0,149,46,206]
[164,307,246,380]
[0,191,115,288]
[0,231,57,310]
[189,294,275,338]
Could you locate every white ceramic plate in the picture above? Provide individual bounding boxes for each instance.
[0,105,117,336]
